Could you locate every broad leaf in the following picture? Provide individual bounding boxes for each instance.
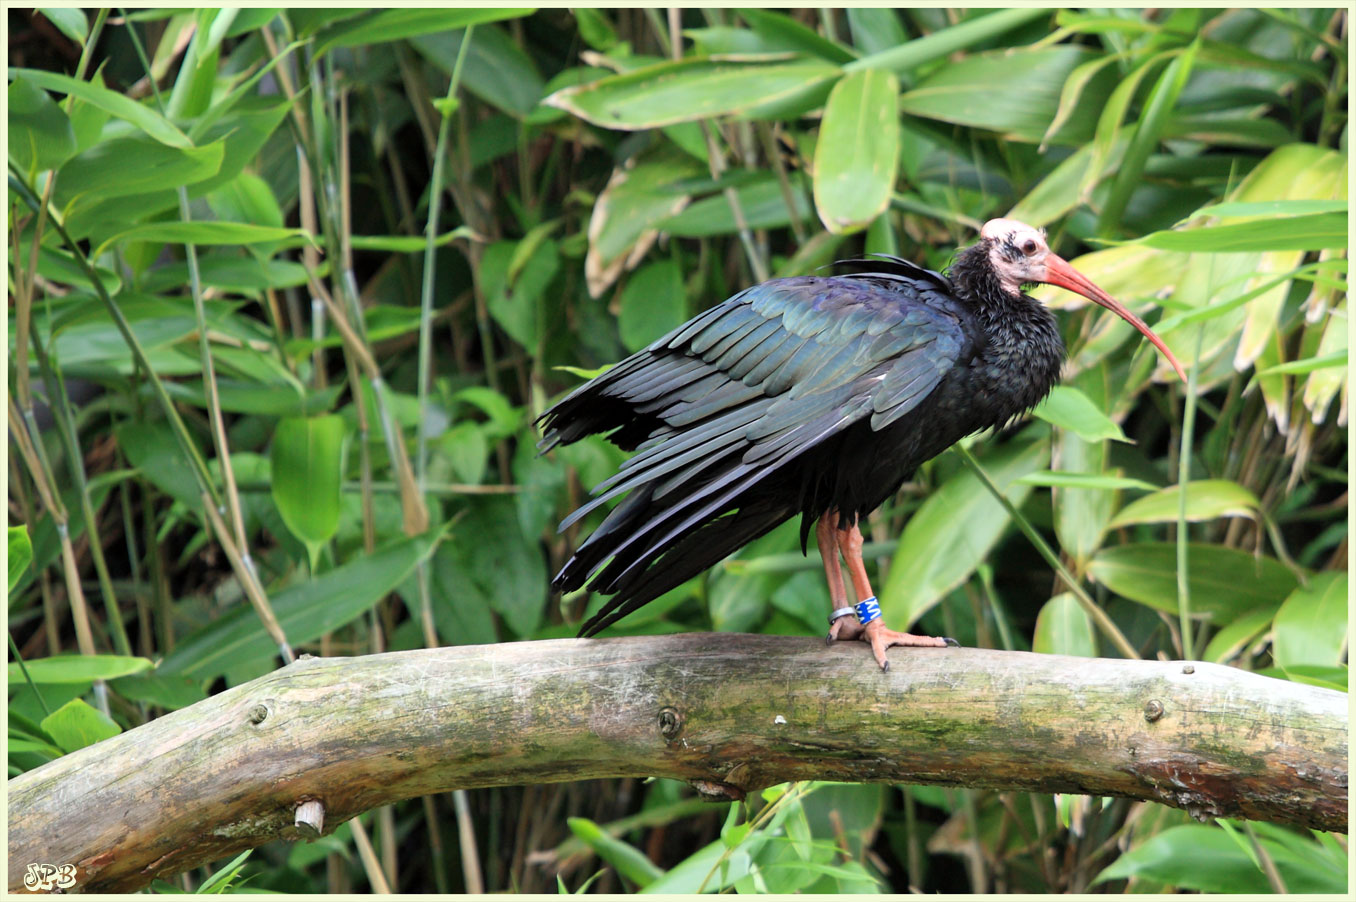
[8,76,77,172]
[1094,824,1345,894]
[545,58,841,130]
[7,654,152,685]
[8,525,33,595]
[1088,543,1299,622]
[1108,479,1260,528]
[567,818,664,888]
[271,415,347,569]
[1032,593,1097,657]
[160,528,445,679]
[619,259,687,351]
[10,67,191,147]
[813,68,900,234]
[40,698,122,753]
[898,46,1112,144]
[1272,572,1348,686]
[1031,386,1128,443]
[1136,212,1346,252]
[313,8,533,57]
[883,438,1047,627]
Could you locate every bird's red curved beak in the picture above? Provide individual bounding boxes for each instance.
[1041,254,1187,382]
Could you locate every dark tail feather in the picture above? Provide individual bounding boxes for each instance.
[552,484,655,595]
[577,497,793,638]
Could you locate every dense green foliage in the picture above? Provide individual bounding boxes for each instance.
[8,7,1347,894]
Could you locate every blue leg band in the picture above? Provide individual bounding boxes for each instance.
[855,597,881,625]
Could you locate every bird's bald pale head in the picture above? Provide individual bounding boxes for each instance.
[976,218,1187,380]
[979,218,1051,296]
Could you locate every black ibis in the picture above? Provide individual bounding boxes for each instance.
[538,219,1185,669]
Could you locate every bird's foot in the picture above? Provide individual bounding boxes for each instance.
[861,620,959,670]
[826,606,862,644]
[826,605,958,668]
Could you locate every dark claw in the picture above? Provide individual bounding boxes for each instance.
[880,659,890,672]
[943,637,960,647]
[825,631,834,646]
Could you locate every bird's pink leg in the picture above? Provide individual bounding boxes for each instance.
[819,512,857,644]
[835,521,956,670]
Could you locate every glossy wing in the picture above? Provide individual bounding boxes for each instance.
[539,269,970,635]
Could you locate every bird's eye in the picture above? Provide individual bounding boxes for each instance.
[1022,240,1039,256]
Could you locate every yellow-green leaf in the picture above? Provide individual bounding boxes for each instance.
[1108,479,1259,529]
[1272,572,1348,686]
[271,415,347,566]
[1031,386,1128,443]
[813,68,899,234]
[7,653,152,685]
[544,58,840,130]
[1088,543,1298,622]
[10,67,191,147]
[884,438,1047,627]
[1032,593,1096,657]
[8,525,33,596]
[40,698,122,753]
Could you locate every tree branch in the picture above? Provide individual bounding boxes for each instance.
[8,634,1347,893]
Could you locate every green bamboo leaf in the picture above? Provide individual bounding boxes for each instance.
[117,421,206,515]
[1050,380,1115,569]
[584,152,703,296]
[8,525,33,595]
[813,68,900,235]
[619,259,687,352]
[40,698,122,753]
[8,77,77,172]
[9,67,191,147]
[479,237,560,349]
[1135,212,1347,252]
[1093,824,1344,894]
[659,173,813,237]
[1272,572,1348,682]
[37,8,89,46]
[1097,39,1197,237]
[544,58,841,130]
[845,8,1050,75]
[738,8,857,64]
[898,46,1110,144]
[314,8,534,57]
[346,228,475,253]
[439,422,488,486]
[1203,607,1276,665]
[1031,386,1128,443]
[7,654,152,685]
[553,364,612,380]
[1088,543,1299,622]
[1108,479,1260,529]
[1256,349,1347,376]
[846,8,907,56]
[55,136,224,219]
[884,438,1048,627]
[1032,593,1097,657]
[159,527,445,679]
[574,8,619,51]
[411,25,545,119]
[1039,52,1124,150]
[567,818,665,888]
[1190,199,1348,219]
[94,221,317,259]
[109,671,208,710]
[271,415,347,569]
[1018,471,1160,492]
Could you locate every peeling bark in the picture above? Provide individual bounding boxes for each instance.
[7,635,1347,893]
